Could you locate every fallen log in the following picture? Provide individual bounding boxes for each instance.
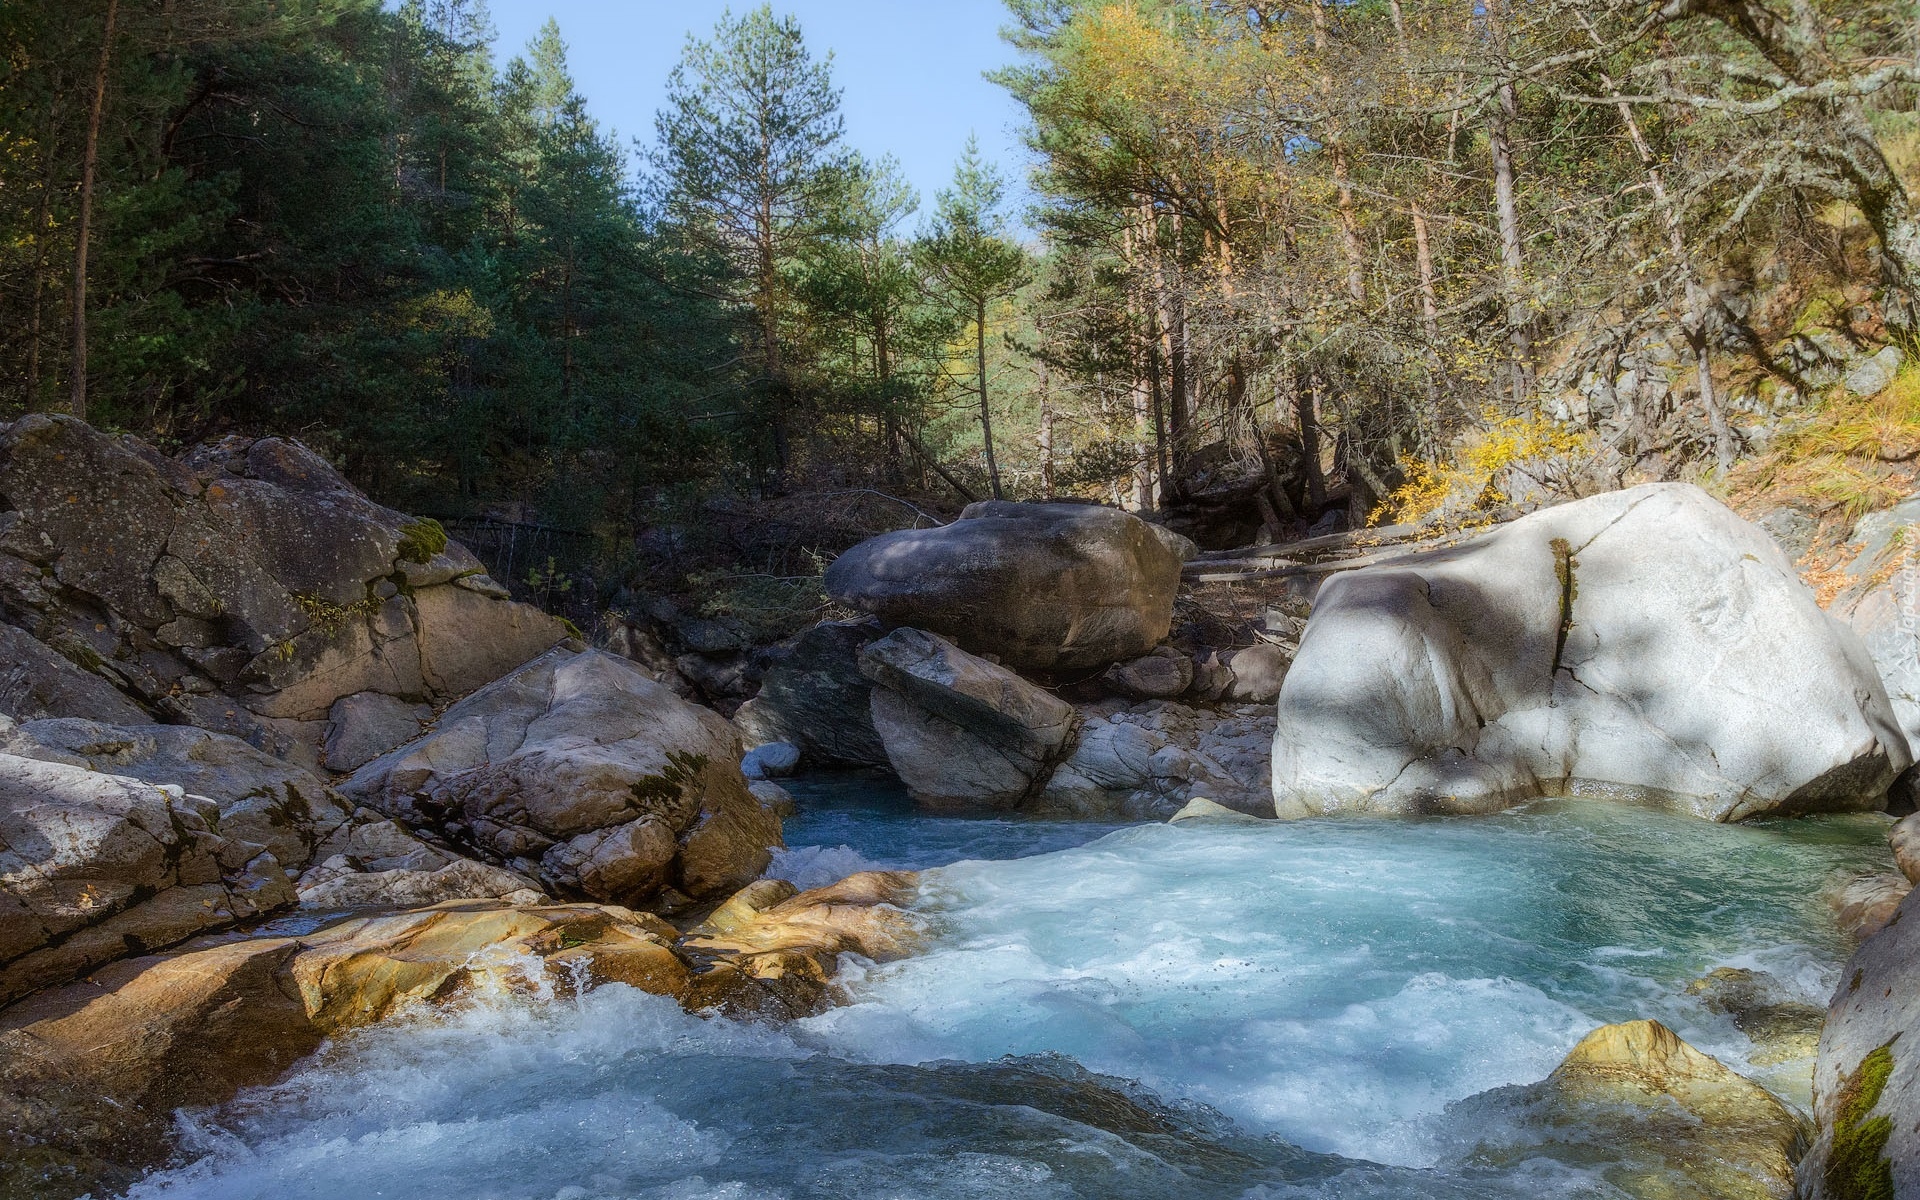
[1190,522,1423,563]
[1185,528,1476,583]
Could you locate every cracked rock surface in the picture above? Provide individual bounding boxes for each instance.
[0,415,566,768]
[1272,483,1908,820]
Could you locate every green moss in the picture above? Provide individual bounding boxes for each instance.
[559,616,585,640]
[629,750,709,807]
[292,591,381,636]
[1825,1040,1899,1200]
[396,517,449,564]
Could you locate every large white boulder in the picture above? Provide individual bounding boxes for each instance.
[1273,483,1908,820]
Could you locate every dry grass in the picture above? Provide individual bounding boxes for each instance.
[1729,365,1920,525]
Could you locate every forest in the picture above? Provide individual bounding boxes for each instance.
[4,0,1919,626]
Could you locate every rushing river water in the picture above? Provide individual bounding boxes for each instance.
[125,776,1894,1200]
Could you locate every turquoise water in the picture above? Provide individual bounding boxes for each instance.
[124,792,1894,1200]
[768,772,1132,887]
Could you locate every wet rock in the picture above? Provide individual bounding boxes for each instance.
[1039,700,1275,818]
[0,752,297,1005]
[1274,484,1907,821]
[1890,811,1920,883]
[678,870,922,1019]
[0,872,919,1192]
[1101,647,1193,699]
[1686,967,1826,1067]
[732,618,887,768]
[859,629,1078,808]
[748,779,798,818]
[345,648,781,905]
[1828,872,1912,941]
[691,878,799,936]
[1169,796,1269,825]
[826,501,1189,671]
[1463,1019,1805,1200]
[0,899,694,1195]
[0,938,321,1200]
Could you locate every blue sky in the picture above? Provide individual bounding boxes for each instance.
[485,1,1032,222]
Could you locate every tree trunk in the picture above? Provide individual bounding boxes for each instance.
[70,0,120,424]
[1311,0,1367,307]
[1489,79,1528,403]
[1037,359,1055,499]
[976,296,1003,499]
[874,304,903,483]
[1157,209,1190,483]
[1582,19,1734,471]
[26,90,61,410]
[1296,369,1328,511]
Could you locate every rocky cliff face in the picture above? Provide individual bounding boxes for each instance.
[0,415,567,768]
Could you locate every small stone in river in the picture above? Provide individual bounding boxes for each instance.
[742,741,801,779]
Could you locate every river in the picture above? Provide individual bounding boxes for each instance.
[124,776,1892,1199]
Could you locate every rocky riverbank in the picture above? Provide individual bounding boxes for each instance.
[9,416,1920,1197]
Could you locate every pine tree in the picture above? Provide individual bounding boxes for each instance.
[650,4,847,487]
[919,136,1029,499]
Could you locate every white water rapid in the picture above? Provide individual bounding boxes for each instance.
[124,778,1893,1200]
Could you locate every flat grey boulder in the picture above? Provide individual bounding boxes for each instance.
[826,501,1189,671]
[0,623,148,725]
[1800,883,1920,1199]
[859,628,1079,808]
[0,716,351,872]
[344,648,781,904]
[323,691,430,773]
[0,752,296,1004]
[1273,483,1907,820]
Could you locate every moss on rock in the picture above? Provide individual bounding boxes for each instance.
[1825,1040,1898,1200]
[396,518,449,565]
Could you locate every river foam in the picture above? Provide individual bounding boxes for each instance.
[125,796,1892,1199]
